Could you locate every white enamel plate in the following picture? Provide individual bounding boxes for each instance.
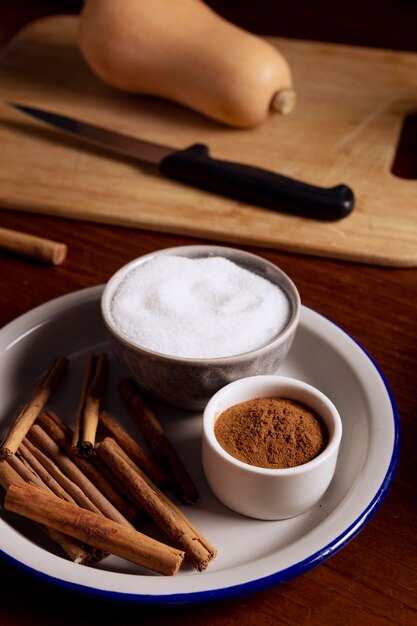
[0,286,399,604]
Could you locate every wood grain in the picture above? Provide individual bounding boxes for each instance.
[0,16,416,266]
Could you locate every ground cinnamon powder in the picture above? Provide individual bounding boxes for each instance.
[214,397,328,469]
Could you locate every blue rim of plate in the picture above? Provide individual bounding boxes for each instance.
[0,289,400,605]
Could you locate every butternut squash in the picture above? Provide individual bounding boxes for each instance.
[78,0,295,128]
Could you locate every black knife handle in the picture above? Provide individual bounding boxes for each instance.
[159,144,354,221]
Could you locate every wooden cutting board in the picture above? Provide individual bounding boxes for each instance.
[0,16,416,267]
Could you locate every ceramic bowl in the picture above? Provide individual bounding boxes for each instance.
[101,245,300,410]
[202,375,343,520]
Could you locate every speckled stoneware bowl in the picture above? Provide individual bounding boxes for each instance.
[101,245,301,410]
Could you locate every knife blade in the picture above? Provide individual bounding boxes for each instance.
[8,103,354,221]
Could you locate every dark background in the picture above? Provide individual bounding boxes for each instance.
[1,1,417,51]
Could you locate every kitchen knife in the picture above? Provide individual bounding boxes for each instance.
[8,103,354,221]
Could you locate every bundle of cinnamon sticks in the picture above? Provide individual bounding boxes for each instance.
[0,354,217,576]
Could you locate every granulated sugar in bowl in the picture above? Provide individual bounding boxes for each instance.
[101,245,301,410]
[110,255,291,359]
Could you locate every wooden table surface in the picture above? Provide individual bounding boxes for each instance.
[0,2,416,625]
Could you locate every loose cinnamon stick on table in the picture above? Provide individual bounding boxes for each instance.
[118,378,199,504]
[0,356,69,461]
[99,410,169,487]
[38,411,141,524]
[0,225,68,265]
[28,424,133,528]
[72,353,107,456]
[97,437,216,572]
[5,482,185,576]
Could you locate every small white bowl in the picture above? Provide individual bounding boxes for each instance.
[202,375,343,520]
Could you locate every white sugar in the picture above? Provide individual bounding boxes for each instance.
[110,256,291,359]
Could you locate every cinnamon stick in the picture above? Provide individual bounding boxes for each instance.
[73,353,95,455]
[0,460,92,565]
[0,356,69,461]
[97,437,216,571]
[112,441,216,564]
[0,460,24,489]
[24,436,101,513]
[28,424,132,528]
[38,411,141,523]
[72,353,107,455]
[118,378,199,504]
[0,225,68,265]
[46,530,93,565]
[5,483,185,576]
[18,440,77,503]
[8,453,48,489]
[99,410,169,487]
